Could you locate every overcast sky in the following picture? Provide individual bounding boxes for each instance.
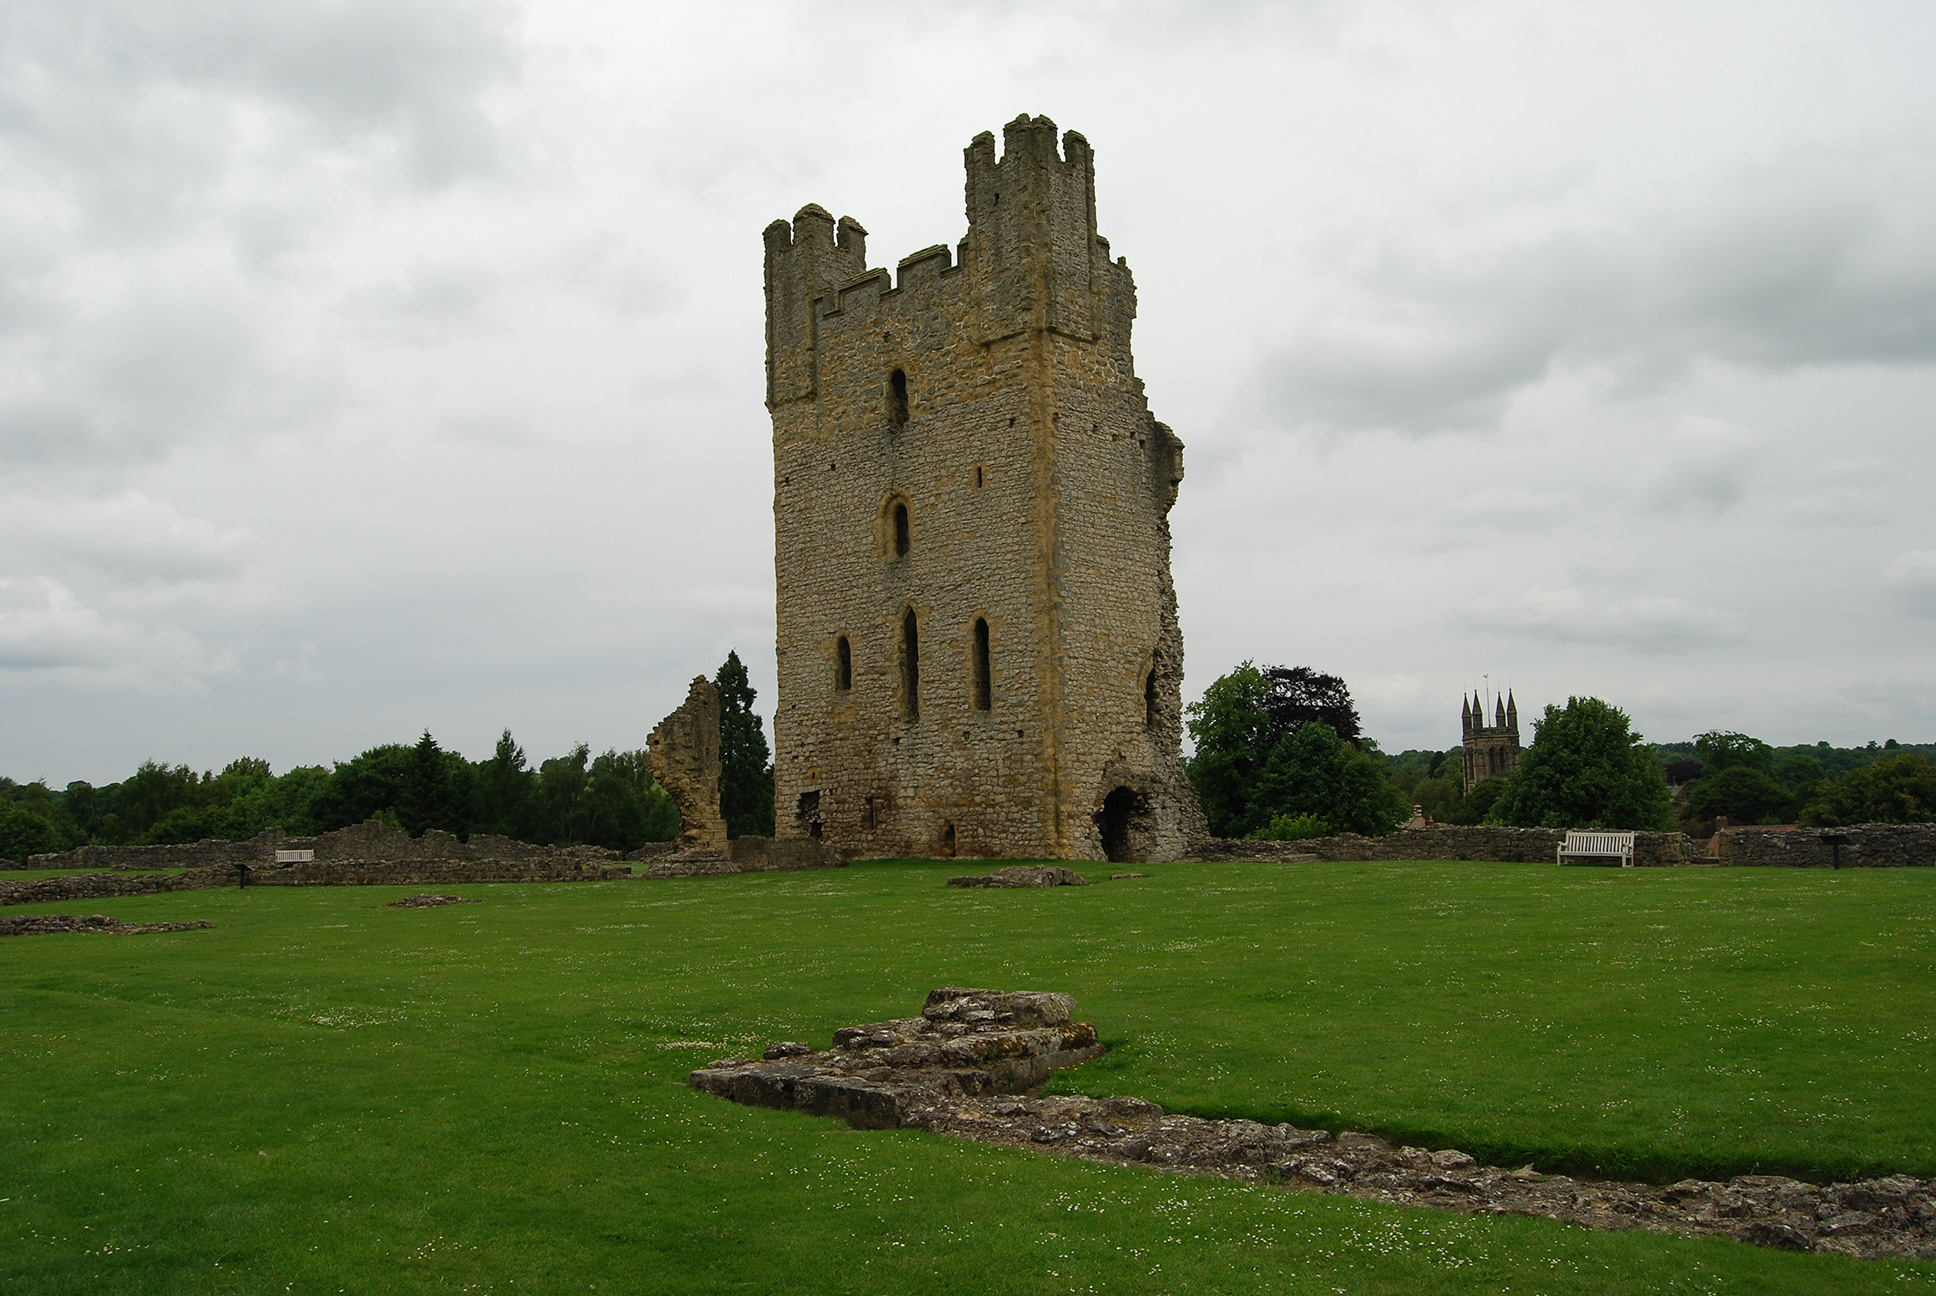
[3,0,1934,785]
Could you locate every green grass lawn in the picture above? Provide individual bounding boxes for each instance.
[2,859,1931,1294]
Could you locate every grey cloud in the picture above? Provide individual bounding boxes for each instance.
[1456,586,1746,654]
[0,492,250,585]
[1640,416,1762,517]
[347,262,503,344]
[0,576,236,690]
[1260,153,1936,433]
[1886,551,1936,618]
[0,275,274,469]
[0,0,521,197]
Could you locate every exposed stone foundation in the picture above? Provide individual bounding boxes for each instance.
[694,991,1936,1261]
[690,988,1105,1129]
[945,865,1089,888]
[0,914,213,936]
[1,856,633,906]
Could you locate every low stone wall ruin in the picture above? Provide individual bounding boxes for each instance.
[23,820,637,873]
[1715,823,1936,868]
[1,856,635,906]
[1193,826,1700,867]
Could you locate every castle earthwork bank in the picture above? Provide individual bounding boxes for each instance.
[766,114,1207,864]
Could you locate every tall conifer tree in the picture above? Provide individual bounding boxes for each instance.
[714,651,776,838]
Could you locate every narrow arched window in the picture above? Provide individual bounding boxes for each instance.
[893,502,910,556]
[835,636,852,691]
[1144,667,1157,727]
[900,609,920,721]
[889,369,909,432]
[972,618,991,712]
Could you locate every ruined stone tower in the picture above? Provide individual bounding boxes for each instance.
[765,114,1205,863]
[1461,691,1521,793]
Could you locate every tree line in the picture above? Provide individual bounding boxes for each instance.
[0,652,777,863]
[1189,661,1935,839]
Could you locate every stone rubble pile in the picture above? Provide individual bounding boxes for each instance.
[693,990,1936,1261]
[383,894,480,908]
[689,988,1105,1129]
[945,865,1088,889]
[0,914,213,937]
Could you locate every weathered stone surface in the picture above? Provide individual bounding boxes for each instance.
[1717,823,1936,868]
[0,914,212,936]
[690,987,1104,1128]
[645,837,848,879]
[648,676,729,853]
[767,116,1209,865]
[693,992,1936,1261]
[946,865,1088,889]
[729,836,844,871]
[383,894,479,908]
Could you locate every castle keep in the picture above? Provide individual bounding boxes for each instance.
[765,115,1205,862]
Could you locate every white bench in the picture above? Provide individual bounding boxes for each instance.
[1556,831,1635,867]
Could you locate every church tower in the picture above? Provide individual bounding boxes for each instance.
[764,116,1206,862]
[1461,689,1521,793]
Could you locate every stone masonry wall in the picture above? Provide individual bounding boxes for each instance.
[1193,826,1700,866]
[1716,823,1936,868]
[767,114,1205,864]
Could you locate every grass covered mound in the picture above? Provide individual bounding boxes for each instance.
[3,859,1933,1294]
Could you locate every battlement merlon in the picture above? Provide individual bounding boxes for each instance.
[765,205,868,406]
[764,116,1136,407]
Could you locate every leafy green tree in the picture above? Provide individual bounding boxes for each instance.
[1184,662,1274,837]
[472,730,538,840]
[581,749,680,850]
[1799,753,1936,826]
[0,800,72,860]
[1410,776,1463,823]
[117,761,209,839]
[1489,697,1675,831]
[1258,665,1361,746]
[535,744,593,843]
[1692,731,1775,774]
[715,651,775,838]
[311,744,416,832]
[1248,721,1409,838]
[397,731,473,838]
[1250,812,1331,841]
[1683,765,1794,826]
[1449,776,1510,825]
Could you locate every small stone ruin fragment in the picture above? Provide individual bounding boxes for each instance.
[647,676,730,854]
[945,865,1088,889]
[383,894,479,908]
[689,987,1104,1129]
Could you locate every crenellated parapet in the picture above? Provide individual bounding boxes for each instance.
[763,114,1135,409]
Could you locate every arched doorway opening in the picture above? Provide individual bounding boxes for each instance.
[1097,787,1138,863]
